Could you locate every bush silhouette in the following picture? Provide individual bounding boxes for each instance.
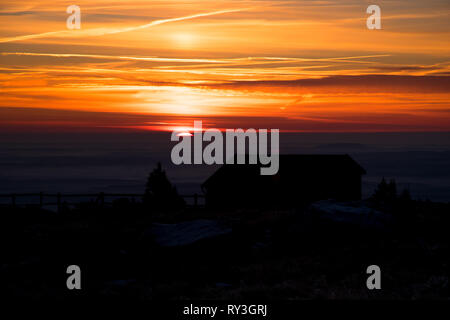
[144,162,185,211]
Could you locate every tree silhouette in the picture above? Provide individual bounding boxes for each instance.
[144,162,185,211]
[387,179,397,201]
[372,177,397,205]
[373,177,388,201]
[399,188,411,202]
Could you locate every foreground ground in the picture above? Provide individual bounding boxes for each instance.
[1,199,449,300]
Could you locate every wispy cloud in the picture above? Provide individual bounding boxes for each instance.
[0,51,389,64]
[0,52,229,63]
[0,8,246,43]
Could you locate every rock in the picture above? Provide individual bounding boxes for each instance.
[150,219,232,247]
[308,200,391,229]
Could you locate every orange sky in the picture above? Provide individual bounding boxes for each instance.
[0,0,449,132]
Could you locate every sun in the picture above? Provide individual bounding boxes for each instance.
[171,33,197,48]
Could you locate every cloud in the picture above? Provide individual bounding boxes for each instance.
[0,52,228,64]
[0,8,247,43]
[2,106,448,133]
[204,75,450,94]
[0,51,389,65]
[0,11,36,16]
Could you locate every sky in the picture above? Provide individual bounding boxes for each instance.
[0,0,449,132]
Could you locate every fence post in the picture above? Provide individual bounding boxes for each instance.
[194,193,198,208]
[39,192,44,208]
[11,193,16,208]
[57,192,61,213]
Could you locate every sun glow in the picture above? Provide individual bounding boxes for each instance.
[171,33,197,48]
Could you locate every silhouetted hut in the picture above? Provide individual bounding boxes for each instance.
[201,154,366,209]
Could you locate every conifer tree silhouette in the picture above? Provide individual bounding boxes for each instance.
[372,177,397,205]
[144,162,185,210]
